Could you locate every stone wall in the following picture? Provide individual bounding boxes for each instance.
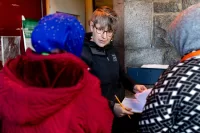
[114,0,200,67]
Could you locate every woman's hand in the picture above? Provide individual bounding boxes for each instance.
[133,84,147,93]
[113,103,134,117]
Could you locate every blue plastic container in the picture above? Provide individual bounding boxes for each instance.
[127,67,165,85]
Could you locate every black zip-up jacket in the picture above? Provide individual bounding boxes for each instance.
[81,34,135,109]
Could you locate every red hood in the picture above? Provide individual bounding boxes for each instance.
[0,48,96,125]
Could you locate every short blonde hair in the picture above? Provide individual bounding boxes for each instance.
[90,6,118,32]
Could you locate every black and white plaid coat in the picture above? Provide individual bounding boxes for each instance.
[139,57,200,133]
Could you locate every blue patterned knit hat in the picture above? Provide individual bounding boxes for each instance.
[31,13,85,57]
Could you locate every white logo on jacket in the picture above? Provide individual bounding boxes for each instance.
[112,54,117,62]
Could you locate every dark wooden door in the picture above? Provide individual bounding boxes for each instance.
[0,0,45,68]
[0,0,44,36]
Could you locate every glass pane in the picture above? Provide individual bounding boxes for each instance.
[0,36,21,66]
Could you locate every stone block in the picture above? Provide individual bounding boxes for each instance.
[125,48,164,67]
[125,0,152,2]
[154,1,181,13]
[153,0,170,2]
[153,14,178,47]
[153,0,181,2]
[163,47,181,65]
[124,0,153,49]
[125,47,180,67]
[182,0,200,10]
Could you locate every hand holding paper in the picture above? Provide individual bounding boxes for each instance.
[133,84,148,93]
[122,88,152,113]
[114,95,132,119]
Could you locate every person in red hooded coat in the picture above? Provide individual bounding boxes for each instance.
[0,13,113,133]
